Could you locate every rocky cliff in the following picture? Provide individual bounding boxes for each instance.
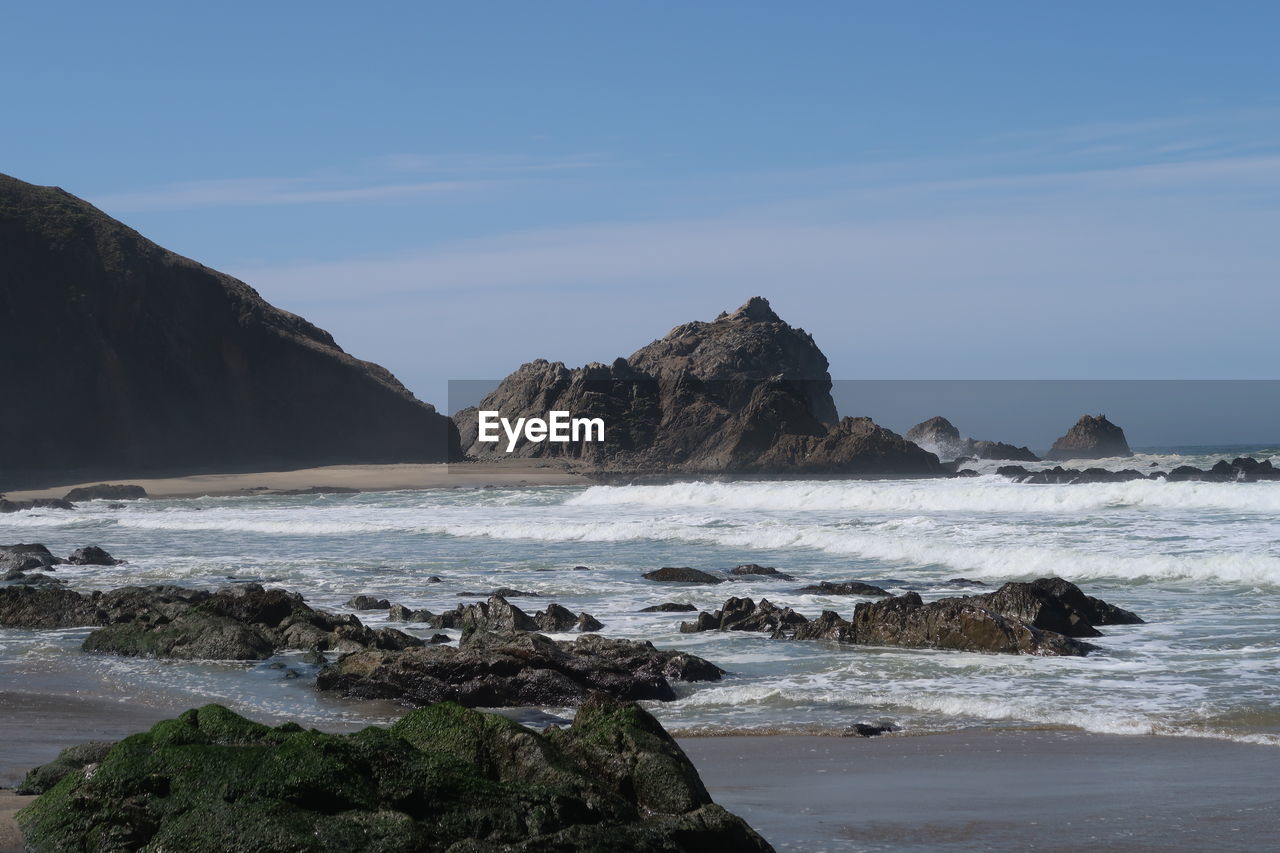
[455,298,938,475]
[0,174,458,486]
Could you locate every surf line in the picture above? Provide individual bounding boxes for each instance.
[476,411,605,452]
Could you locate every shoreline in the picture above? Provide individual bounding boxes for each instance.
[3,460,593,501]
[2,690,1274,852]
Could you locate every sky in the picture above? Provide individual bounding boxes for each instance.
[5,1,1280,414]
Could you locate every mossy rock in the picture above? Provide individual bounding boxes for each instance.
[17,696,773,853]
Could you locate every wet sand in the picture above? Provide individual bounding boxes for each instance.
[2,690,1274,852]
[5,460,591,500]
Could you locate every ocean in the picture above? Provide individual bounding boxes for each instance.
[3,446,1278,747]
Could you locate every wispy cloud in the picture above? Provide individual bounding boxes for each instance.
[91,151,603,213]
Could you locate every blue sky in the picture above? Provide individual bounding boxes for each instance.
[5,2,1280,410]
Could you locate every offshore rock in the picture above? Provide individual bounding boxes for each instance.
[1046,414,1133,460]
[455,298,939,476]
[16,699,774,853]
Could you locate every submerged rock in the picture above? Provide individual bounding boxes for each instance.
[16,699,773,853]
[640,602,699,612]
[795,580,890,596]
[0,498,74,513]
[997,465,1152,484]
[1046,414,1132,460]
[729,564,796,581]
[0,583,421,660]
[317,628,723,708]
[63,484,147,501]
[643,567,725,584]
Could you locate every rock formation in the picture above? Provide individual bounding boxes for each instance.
[906,416,1039,462]
[0,583,420,659]
[0,173,458,488]
[679,579,1142,657]
[16,699,774,852]
[1046,414,1132,460]
[455,297,939,475]
[316,628,724,707]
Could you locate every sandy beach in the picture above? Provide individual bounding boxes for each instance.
[2,690,1273,852]
[4,460,591,501]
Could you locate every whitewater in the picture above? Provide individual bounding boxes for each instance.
[2,447,1278,746]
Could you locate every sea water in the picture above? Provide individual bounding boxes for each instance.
[2,446,1277,746]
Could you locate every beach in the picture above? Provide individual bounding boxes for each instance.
[4,460,591,501]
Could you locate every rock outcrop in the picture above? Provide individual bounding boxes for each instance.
[455,298,939,476]
[644,567,726,584]
[906,416,1039,462]
[1046,414,1132,460]
[0,583,420,659]
[795,580,890,596]
[316,628,724,707]
[16,699,773,852]
[0,173,458,489]
[679,579,1140,657]
[63,484,147,501]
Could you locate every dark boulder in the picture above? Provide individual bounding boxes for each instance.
[729,563,796,581]
[63,484,147,501]
[316,629,723,708]
[67,545,120,566]
[680,597,808,637]
[968,440,1039,462]
[841,723,899,738]
[970,578,1143,638]
[345,594,390,610]
[0,543,63,572]
[644,567,726,584]
[796,580,890,596]
[848,592,1095,656]
[16,700,773,853]
[577,612,604,632]
[1046,414,1132,460]
[640,602,699,612]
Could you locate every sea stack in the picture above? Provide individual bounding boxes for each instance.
[905,416,1039,462]
[0,174,459,486]
[1047,414,1132,460]
[454,297,939,475]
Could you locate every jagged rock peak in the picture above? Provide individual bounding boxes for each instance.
[1047,414,1132,460]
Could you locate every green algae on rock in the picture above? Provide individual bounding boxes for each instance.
[17,696,773,853]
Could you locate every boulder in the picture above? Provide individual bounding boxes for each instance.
[1046,414,1132,460]
[16,700,773,853]
[643,567,725,584]
[680,597,808,637]
[640,602,699,612]
[796,580,890,596]
[316,629,723,708]
[0,498,74,513]
[454,297,939,476]
[0,173,460,487]
[67,545,120,566]
[968,440,1039,462]
[63,484,147,501]
[970,578,1143,638]
[0,543,63,572]
[345,594,390,610]
[0,583,421,660]
[847,593,1095,655]
[729,563,796,581]
[577,612,604,632]
[998,465,1151,484]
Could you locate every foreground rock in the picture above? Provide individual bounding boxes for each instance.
[680,579,1140,656]
[62,483,147,501]
[0,583,420,659]
[1046,414,1132,460]
[0,544,63,572]
[318,627,724,707]
[0,498,74,513]
[0,172,459,487]
[455,297,939,476]
[906,416,1039,462]
[16,698,773,853]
